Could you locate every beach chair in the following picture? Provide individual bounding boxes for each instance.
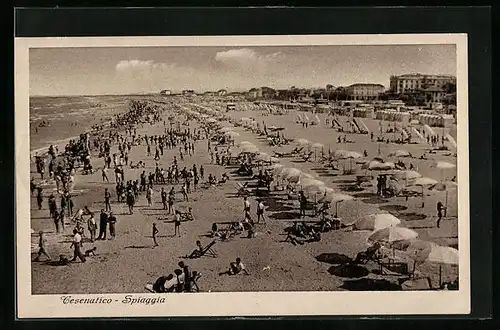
[188,240,218,259]
[302,151,314,162]
[352,244,383,264]
[236,182,251,197]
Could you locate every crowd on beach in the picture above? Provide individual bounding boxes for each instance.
[31,97,459,292]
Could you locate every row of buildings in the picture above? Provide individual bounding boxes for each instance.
[160,73,456,108]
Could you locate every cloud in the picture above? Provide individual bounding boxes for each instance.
[115,60,177,72]
[215,48,282,68]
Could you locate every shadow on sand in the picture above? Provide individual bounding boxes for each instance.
[269,211,301,220]
[340,278,401,291]
[361,197,389,204]
[379,204,408,212]
[315,253,352,265]
[328,264,370,278]
[398,212,427,221]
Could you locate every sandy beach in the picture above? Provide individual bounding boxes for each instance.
[30,96,458,294]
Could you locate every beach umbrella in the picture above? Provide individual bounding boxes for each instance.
[333,149,350,160]
[429,181,458,216]
[434,161,456,170]
[224,131,240,139]
[240,145,260,154]
[269,157,280,164]
[368,161,395,171]
[368,226,418,245]
[238,141,254,147]
[295,138,311,147]
[352,213,401,231]
[322,192,354,217]
[410,119,420,125]
[287,171,313,183]
[433,161,457,181]
[279,167,302,180]
[220,127,233,133]
[413,177,438,207]
[393,170,422,186]
[394,240,459,286]
[389,149,411,158]
[254,152,272,163]
[271,164,284,176]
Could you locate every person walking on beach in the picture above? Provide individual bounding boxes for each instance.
[146,186,153,207]
[436,201,446,228]
[161,188,167,210]
[34,231,51,262]
[152,223,159,247]
[257,200,266,224]
[102,167,109,182]
[243,197,252,223]
[36,187,43,210]
[168,188,175,214]
[181,183,189,202]
[67,194,74,217]
[87,212,97,242]
[48,193,57,219]
[108,212,117,239]
[299,191,307,218]
[173,210,182,237]
[104,188,111,211]
[126,191,135,214]
[97,210,108,240]
[70,229,86,263]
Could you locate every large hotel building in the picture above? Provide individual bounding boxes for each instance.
[389,73,456,94]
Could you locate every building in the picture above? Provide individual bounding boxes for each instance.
[160,89,172,96]
[217,89,228,96]
[181,90,195,97]
[345,83,385,101]
[389,73,456,94]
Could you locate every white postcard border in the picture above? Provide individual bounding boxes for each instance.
[15,34,470,318]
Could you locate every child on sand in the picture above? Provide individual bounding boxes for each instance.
[152,223,159,247]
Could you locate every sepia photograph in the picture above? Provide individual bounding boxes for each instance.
[15,34,470,317]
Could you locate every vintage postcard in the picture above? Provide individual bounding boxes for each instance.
[15,34,470,318]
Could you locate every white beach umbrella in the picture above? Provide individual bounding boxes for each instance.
[389,149,412,158]
[413,177,438,207]
[394,239,459,285]
[368,226,419,244]
[428,181,458,216]
[352,213,401,231]
[311,142,325,149]
[238,141,254,147]
[279,167,302,180]
[333,149,350,160]
[322,192,354,217]
[240,145,260,154]
[224,131,240,138]
[368,161,395,171]
[295,138,311,147]
[220,127,233,133]
[434,161,456,170]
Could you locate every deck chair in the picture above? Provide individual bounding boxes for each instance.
[302,151,314,162]
[352,244,382,264]
[188,240,218,259]
[236,182,251,196]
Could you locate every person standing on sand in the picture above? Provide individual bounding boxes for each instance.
[161,188,167,210]
[34,231,51,262]
[200,165,204,180]
[257,200,266,224]
[146,186,153,207]
[87,212,97,242]
[436,201,446,228]
[152,223,159,247]
[168,188,175,214]
[127,191,135,214]
[36,187,43,210]
[97,210,108,240]
[173,210,181,237]
[104,188,111,212]
[70,229,86,263]
[108,212,117,239]
[102,167,109,182]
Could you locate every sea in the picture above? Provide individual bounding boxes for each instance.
[29,95,151,155]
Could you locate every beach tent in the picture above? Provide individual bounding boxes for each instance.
[445,133,457,149]
[423,124,436,137]
[314,114,321,125]
[411,127,424,140]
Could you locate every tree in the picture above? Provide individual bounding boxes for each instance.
[326,84,334,91]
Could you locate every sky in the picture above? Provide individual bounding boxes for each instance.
[29,45,456,96]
